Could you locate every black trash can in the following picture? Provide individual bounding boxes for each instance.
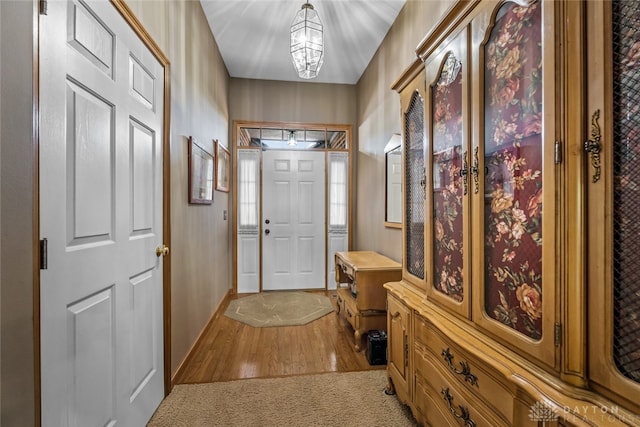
[366,330,387,365]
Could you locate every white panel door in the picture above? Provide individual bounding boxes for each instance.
[262,150,325,290]
[39,1,165,426]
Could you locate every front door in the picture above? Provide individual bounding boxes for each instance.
[262,150,326,290]
[39,1,165,425]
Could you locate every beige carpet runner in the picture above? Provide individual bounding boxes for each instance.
[147,370,418,426]
[224,291,334,327]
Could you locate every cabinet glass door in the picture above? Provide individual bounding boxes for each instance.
[472,0,557,369]
[587,0,640,412]
[403,83,427,291]
[482,1,544,340]
[425,29,471,317]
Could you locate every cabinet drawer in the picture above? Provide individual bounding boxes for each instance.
[336,292,345,315]
[353,270,401,311]
[342,290,358,330]
[414,346,507,427]
[342,263,355,278]
[413,377,454,427]
[414,315,513,423]
[336,259,354,279]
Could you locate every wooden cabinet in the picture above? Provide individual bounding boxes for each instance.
[334,251,401,350]
[385,0,640,425]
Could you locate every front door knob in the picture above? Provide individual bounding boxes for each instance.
[155,244,170,257]
[265,229,270,235]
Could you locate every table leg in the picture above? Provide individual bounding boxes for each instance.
[354,328,362,351]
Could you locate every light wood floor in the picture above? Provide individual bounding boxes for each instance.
[174,291,384,384]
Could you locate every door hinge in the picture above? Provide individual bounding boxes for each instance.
[39,238,48,270]
[39,0,48,15]
[554,141,562,164]
[554,323,562,346]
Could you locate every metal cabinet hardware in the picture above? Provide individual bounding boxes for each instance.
[584,109,602,183]
[441,348,478,387]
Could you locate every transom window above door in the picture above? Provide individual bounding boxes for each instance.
[237,126,348,150]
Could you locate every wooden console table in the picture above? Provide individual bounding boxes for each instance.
[334,251,402,351]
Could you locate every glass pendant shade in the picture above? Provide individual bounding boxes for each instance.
[287,130,297,146]
[290,2,324,79]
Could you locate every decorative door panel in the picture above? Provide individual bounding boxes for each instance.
[586,0,640,413]
[129,270,157,400]
[66,80,115,246]
[399,70,427,291]
[471,0,557,369]
[425,28,471,318]
[67,287,116,427]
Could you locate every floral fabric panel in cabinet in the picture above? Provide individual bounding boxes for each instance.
[483,1,543,340]
[612,0,640,383]
[432,53,464,302]
[405,92,426,280]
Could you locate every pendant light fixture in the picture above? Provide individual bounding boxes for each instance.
[290,2,324,79]
[287,130,298,146]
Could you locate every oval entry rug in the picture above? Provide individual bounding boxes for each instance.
[224,291,335,327]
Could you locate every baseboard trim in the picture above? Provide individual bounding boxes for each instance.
[171,288,233,386]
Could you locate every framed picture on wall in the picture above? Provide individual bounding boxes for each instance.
[215,140,230,193]
[188,136,214,204]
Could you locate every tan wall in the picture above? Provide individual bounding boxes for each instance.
[355,0,454,263]
[1,1,36,425]
[126,0,232,377]
[230,78,357,127]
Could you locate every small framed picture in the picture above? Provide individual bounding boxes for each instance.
[188,136,214,204]
[215,140,230,193]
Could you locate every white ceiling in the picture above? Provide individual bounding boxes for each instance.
[200,0,407,85]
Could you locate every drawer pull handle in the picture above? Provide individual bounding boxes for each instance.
[441,387,476,427]
[442,348,478,387]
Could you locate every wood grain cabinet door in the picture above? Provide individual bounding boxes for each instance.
[387,293,412,405]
